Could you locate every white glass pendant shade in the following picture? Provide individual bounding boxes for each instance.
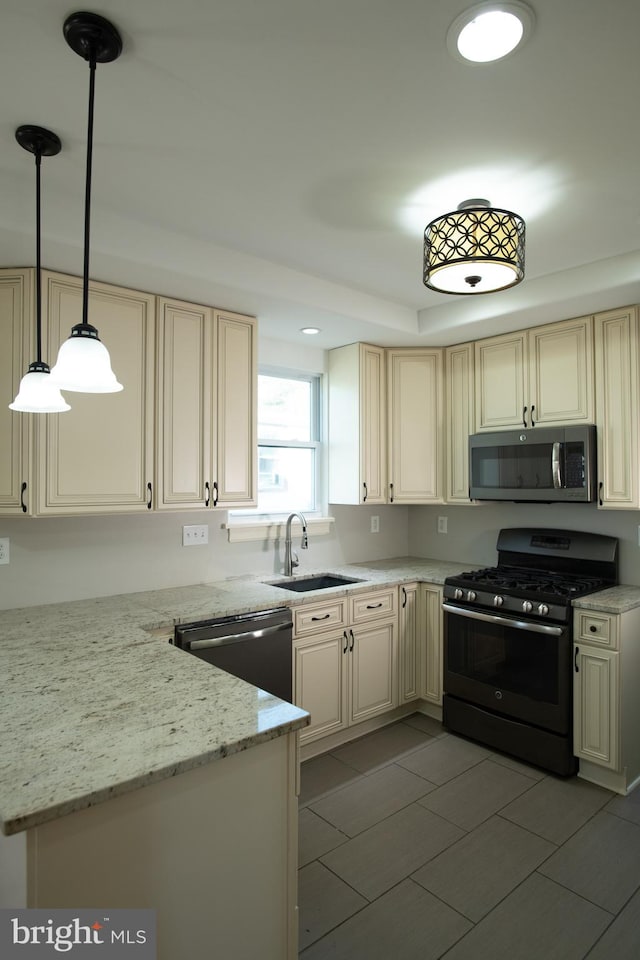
[9,366,71,413]
[50,325,123,393]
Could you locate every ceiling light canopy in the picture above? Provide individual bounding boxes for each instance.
[50,11,123,394]
[10,125,70,414]
[423,199,525,295]
[448,2,534,63]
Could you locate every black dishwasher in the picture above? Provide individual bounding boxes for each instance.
[172,607,293,702]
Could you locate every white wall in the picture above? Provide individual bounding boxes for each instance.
[408,502,640,586]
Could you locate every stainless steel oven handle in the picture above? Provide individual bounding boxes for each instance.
[187,623,290,650]
[442,602,564,637]
[552,441,562,489]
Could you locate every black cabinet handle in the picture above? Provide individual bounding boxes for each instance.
[146,482,152,510]
[363,482,368,502]
[389,482,394,503]
[343,630,349,654]
[20,481,27,513]
[589,624,598,633]
[402,587,407,609]
[522,406,528,428]
[530,404,536,427]
[213,481,219,507]
[575,647,580,672]
[205,481,210,508]
[349,628,355,652]
[598,480,603,507]
[311,613,331,622]
[366,602,383,609]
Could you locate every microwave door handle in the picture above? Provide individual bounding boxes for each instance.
[552,441,562,489]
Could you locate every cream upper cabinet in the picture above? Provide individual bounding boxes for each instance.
[156,299,256,510]
[594,306,640,509]
[328,342,386,504]
[38,271,156,515]
[474,317,594,431]
[445,342,475,503]
[0,269,33,515]
[387,349,443,504]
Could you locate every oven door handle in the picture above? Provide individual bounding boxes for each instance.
[442,602,565,637]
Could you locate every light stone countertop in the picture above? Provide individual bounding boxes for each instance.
[2,555,639,836]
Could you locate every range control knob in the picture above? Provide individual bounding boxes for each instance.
[454,587,463,600]
[493,595,504,607]
[466,590,477,602]
[522,600,533,613]
[537,603,549,616]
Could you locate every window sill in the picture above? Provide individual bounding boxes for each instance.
[223,516,335,543]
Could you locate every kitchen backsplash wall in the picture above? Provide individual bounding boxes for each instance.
[408,502,640,586]
[0,504,409,610]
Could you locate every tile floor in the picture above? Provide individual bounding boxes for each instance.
[298,714,640,960]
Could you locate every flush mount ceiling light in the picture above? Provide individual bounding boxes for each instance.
[300,327,321,335]
[423,199,525,294]
[10,126,71,414]
[50,11,123,394]
[447,1,534,63]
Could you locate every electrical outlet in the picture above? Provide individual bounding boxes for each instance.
[182,524,209,546]
[437,516,448,534]
[371,516,380,533]
[0,538,9,564]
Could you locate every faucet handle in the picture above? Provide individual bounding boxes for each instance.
[291,551,299,570]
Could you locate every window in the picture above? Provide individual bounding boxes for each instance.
[238,370,321,516]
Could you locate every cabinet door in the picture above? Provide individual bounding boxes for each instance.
[294,631,348,744]
[421,584,443,705]
[399,584,419,703]
[350,619,397,724]
[594,306,639,509]
[528,316,594,425]
[387,349,443,503]
[474,331,527,431]
[39,272,155,515]
[445,342,475,503]
[213,310,257,507]
[360,343,387,504]
[0,270,32,515]
[574,645,619,770]
[156,298,213,510]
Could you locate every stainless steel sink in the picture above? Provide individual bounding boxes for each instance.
[267,573,365,592]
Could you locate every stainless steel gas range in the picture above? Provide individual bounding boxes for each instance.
[442,528,618,776]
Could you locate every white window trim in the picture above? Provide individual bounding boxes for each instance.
[223,515,335,543]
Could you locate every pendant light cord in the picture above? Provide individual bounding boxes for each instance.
[82,51,97,330]
[34,148,43,365]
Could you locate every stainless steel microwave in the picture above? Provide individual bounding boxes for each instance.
[469,425,597,502]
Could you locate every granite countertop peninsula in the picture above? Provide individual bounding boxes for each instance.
[2,555,639,837]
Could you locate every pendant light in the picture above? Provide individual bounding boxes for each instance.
[50,11,123,393]
[423,199,525,294]
[9,126,71,414]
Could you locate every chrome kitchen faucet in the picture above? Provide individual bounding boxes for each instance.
[284,512,308,576]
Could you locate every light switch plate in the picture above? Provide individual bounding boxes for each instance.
[182,524,209,546]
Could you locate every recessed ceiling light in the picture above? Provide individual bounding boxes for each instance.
[300,327,321,335]
[447,2,534,63]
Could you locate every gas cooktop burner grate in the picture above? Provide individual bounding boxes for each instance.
[454,565,607,600]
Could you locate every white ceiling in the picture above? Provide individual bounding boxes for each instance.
[2,0,640,349]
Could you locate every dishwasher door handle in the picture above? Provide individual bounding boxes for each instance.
[187,622,291,651]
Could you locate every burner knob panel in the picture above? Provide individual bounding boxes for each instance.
[454,588,463,600]
[522,600,533,613]
[537,603,549,616]
[466,590,477,602]
[493,595,504,607]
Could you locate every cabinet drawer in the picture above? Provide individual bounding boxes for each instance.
[293,598,347,637]
[350,588,397,623]
[575,611,618,649]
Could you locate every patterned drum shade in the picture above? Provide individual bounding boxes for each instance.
[424,201,525,294]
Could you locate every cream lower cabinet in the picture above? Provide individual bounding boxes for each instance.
[0,269,33,514]
[594,305,640,509]
[38,271,156,515]
[420,583,444,706]
[399,583,419,703]
[156,298,256,510]
[474,316,594,431]
[293,588,398,745]
[328,343,386,504]
[387,349,443,503]
[573,605,640,794]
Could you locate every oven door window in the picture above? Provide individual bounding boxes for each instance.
[444,611,571,734]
